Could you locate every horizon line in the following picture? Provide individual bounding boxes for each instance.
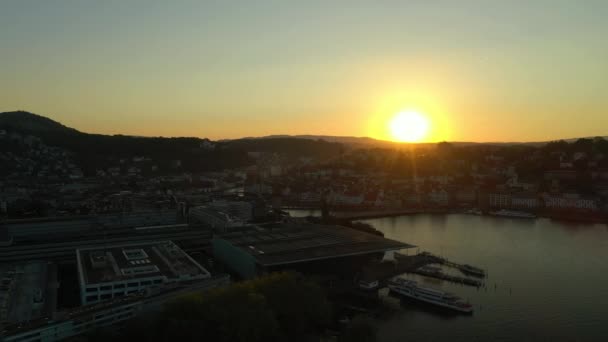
[1,110,607,145]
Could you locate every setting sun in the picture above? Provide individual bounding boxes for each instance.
[389,110,430,142]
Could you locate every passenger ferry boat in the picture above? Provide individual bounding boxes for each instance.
[388,277,473,314]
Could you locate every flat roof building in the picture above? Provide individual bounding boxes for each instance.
[2,275,230,342]
[189,206,244,232]
[207,200,253,221]
[213,223,413,279]
[3,210,181,243]
[76,241,210,305]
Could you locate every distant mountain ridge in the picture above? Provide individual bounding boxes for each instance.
[1,110,606,148]
[236,134,608,148]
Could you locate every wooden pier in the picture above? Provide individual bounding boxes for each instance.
[412,268,482,287]
[415,252,487,278]
[362,252,485,288]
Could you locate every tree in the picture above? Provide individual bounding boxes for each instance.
[437,141,454,156]
[340,316,378,342]
[162,283,280,342]
[255,273,332,340]
[117,272,331,342]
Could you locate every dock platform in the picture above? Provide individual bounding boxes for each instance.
[362,252,485,288]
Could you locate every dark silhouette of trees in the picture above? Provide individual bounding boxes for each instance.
[90,272,332,342]
[340,316,378,342]
[1,111,344,176]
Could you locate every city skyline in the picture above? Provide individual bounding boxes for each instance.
[2,1,608,142]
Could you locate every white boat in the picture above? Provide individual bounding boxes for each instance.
[388,277,473,313]
[418,265,442,274]
[459,264,486,278]
[465,208,483,215]
[358,279,379,290]
[489,209,536,219]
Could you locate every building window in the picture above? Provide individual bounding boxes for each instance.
[141,280,152,286]
[121,265,159,276]
[114,283,125,289]
[127,282,138,287]
[86,295,98,302]
[86,287,98,293]
[100,285,112,291]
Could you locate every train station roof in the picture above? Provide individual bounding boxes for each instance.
[215,223,413,266]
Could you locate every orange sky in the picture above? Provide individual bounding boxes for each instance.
[1,1,607,142]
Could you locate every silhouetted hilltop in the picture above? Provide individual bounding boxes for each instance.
[0,111,346,176]
[228,134,400,148]
[234,134,608,149]
[2,111,605,178]
[0,111,79,134]
[223,137,343,157]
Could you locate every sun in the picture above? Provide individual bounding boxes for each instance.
[389,110,430,142]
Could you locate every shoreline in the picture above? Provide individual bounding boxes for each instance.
[284,207,608,224]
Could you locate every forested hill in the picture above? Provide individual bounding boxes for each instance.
[0,111,344,175]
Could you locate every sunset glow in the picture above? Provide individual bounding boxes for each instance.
[1,1,607,141]
[389,110,430,142]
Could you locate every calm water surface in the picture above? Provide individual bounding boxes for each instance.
[288,210,608,341]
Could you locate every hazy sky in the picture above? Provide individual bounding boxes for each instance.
[2,0,607,142]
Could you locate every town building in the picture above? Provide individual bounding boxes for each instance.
[489,192,512,208]
[330,191,364,207]
[454,187,477,205]
[2,275,229,342]
[213,223,412,279]
[76,241,210,305]
[2,210,181,243]
[189,206,244,232]
[542,193,598,211]
[363,191,384,207]
[3,299,141,342]
[544,170,577,181]
[298,191,322,205]
[427,189,449,206]
[207,200,253,221]
[244,182,273,195]
[403,191,422,206]
[510,193,539,209]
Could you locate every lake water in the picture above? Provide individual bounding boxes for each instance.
[288,210,608,341]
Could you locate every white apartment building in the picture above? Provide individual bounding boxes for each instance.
[511,194,539,209]
[489,193,512,208]
[542,193,598,210]
[76,241,210,305]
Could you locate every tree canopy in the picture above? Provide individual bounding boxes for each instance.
[86,272,332,342]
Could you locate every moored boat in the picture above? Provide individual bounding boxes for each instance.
[358,279,380,290]
[388,277,473,314]
[418,265,442,274]
[459,264,486,277]
[489,209,536,219]
[465,208,483,215]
